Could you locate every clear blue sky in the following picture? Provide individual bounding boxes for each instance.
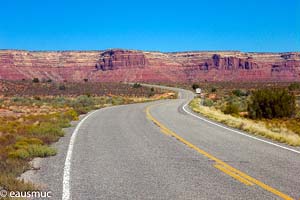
[0,0,299,52]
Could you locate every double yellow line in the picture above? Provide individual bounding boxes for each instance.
[146,105,293,200]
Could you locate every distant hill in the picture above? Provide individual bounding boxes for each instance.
[0,49,299,82]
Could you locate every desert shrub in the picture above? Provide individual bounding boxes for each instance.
[33,96,41,101]
[62,109,78,121]
[232,89,248,97]
[147,87,155,97]
[72,95,95,107]
[284,118,300,135]
[288,82,300,91]
[223,102,240,115]
[85,93,92,97]
[11,96,30,105]
[49,96,67,107]
[73,107,91,114]
[27,145,56,158]
[59,85,66,90]
[0,159,29,177]
[0,120,23,134]
[192,83,199,90]
[112,96,124,105]
[96,96,110,105]
[133,83,141,88]
[9,144,56,159]
[0,174,35,191]
[203,99,214,107]
[9,137,55,159]
[8,149,30,159]
[14,138,43,149]
[32,78,39,83]
[51,113,72,128]
[70,95,95,114]
[27,122,64,143]
[296,110,300,119]
[211,87,217,92]
[248,89,295,119]
[0,134,16,146]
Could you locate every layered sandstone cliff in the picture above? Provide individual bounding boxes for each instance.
[0,49,299,82]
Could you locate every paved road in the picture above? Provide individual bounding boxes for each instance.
[31,86,300,200]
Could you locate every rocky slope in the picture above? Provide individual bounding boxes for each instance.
[0,49,299,82]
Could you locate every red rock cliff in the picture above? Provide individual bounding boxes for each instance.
[0,49,299,82]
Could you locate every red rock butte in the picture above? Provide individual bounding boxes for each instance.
[0,49,300,82]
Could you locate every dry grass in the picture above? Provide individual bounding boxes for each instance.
[189,98,300,146]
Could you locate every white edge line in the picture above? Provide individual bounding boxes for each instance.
[62,110,98,200]
[182,103,300,155]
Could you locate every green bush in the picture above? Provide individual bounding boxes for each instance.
[51,96,70,107]
[11,96,30,105]
[288,82,300,91]
[59,85,66,90]
[14,138,43,149]
[27,145,56,157]
[148,87,155,97]
[32,78,39,83]
[9,144,56,159]
[133,83,141,88]
[27,122,64,143]
[248,89,296,119]
[223,102,240,115]
[203,99,214,107]
[33,96,41,101]
[9,149,30,159]
[72,95,95,107]
[211,87,217,93]
[70,95,96,114]
[192,83,199,90]
[232,89,248,97]
[112,96,124,105]
[62,109,78,121]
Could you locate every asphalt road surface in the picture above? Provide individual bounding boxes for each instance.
[30,86,300,200]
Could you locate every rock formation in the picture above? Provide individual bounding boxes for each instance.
[0,49,299,82]
[96,49,147,71]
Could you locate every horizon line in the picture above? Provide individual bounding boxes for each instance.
[0,48,299,54]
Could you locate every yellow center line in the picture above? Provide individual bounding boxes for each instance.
[145,104,294,200]
[214,164,254,186]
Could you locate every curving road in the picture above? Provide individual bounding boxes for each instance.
[32,86,300,200]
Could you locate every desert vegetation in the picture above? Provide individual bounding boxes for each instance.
[0,80,168,97]
[189,82,300,146]
[0,81,176,195]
